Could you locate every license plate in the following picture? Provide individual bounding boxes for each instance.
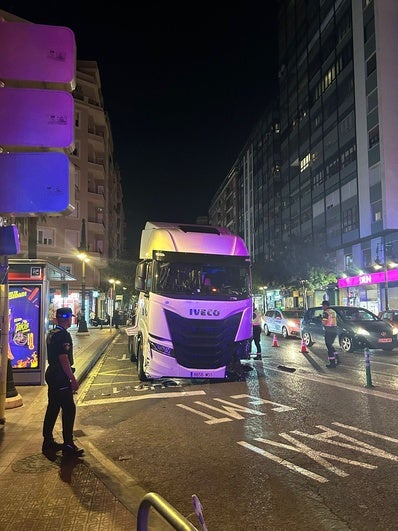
[378,338,392,343]
[190,371,214,378]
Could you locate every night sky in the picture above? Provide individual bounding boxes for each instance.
[3,3,279,255]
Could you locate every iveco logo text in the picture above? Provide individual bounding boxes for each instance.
[189,309,221,316]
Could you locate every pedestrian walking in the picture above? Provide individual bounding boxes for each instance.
[252,306,262,360]
[42,307,84,457]
[113,308,120,329]
[321,300,338,368]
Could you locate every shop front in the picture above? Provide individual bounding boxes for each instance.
[337,269,398,314]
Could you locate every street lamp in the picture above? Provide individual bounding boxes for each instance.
[77,251,90,334]
[259,286,268,313]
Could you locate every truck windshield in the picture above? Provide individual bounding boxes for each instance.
[152,255,251,300]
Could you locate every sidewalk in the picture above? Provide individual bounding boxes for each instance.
[0,326,145,530]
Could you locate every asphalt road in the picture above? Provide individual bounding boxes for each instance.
[75,332,398,531]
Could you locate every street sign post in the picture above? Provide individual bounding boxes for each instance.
[0,19,77,408]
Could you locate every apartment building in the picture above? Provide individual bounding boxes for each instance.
[0,11,126,320]
[209,0,398,312]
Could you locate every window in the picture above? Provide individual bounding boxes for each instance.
[340,143,356,167]
[364,18,375,43]
[96,207,104,224]
[342,206,358,233]
[37,228,54,246]
[344,254,353,269]
[368,126,379,149]
[367,89,378,113]
[339,112,354,136]
[366,54,376,77]
[371,200,382,222]
[71,140,80,158]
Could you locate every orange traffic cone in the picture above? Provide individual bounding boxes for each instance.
[272,334,279,347]
[300,338,309,354]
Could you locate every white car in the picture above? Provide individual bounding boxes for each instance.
[261,308,304,339]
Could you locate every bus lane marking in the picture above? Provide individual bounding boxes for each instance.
[173,395,397,483]
[333,422,398,444]
[78,390,206,407]
[290,425,398,461]
[237,441,329,484]
[238,424,398,483]
[176,396,295,425]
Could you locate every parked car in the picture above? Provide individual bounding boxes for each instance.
[261,308,304,339]
[378,310,398,328]
[301,305,398,352]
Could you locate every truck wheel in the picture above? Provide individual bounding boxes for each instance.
[137,340,148,382]
[128,337,137,362]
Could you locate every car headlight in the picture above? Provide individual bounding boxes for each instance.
[391,326,398,335]
[354,327,370,336]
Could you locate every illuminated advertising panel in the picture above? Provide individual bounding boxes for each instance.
[8,285,42,370]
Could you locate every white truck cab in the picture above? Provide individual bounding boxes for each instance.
[126,221,253,381]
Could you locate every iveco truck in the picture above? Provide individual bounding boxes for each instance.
[126,221,253,381]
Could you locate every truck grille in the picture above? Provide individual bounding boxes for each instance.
[164,310,242,369]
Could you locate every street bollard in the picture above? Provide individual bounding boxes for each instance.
[364,347,374,388]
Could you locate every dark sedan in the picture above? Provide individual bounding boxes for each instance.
[301,305,398,352]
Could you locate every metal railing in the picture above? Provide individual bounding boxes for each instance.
[137,492,207,531]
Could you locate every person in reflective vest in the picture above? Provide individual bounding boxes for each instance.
[322,300,338,368]
[252,306,262,360]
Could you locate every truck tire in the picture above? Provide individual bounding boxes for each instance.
[128,336,137,362]
[137,339,149,382]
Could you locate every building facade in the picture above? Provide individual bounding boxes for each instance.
[209,0,398,312]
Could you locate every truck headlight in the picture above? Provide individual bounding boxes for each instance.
[149,341,174,356]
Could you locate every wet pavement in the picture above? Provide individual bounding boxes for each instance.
[0,326,170,531]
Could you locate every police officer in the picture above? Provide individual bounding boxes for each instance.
[42,307,84,457]
[252,306,262,360]
[322,300,338,368]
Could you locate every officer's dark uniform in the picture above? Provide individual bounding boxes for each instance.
[42,324,76,449]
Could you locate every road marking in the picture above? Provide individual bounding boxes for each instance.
[332,422,398,444]
[238,422,398,483]
[268,368,398,401]
[78,390,206,407]
[176,396,295,424]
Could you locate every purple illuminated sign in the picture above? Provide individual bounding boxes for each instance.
[0,22,76,88]
[338,269,398,288]
[0,152,74,215]
[0,87,74,148]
